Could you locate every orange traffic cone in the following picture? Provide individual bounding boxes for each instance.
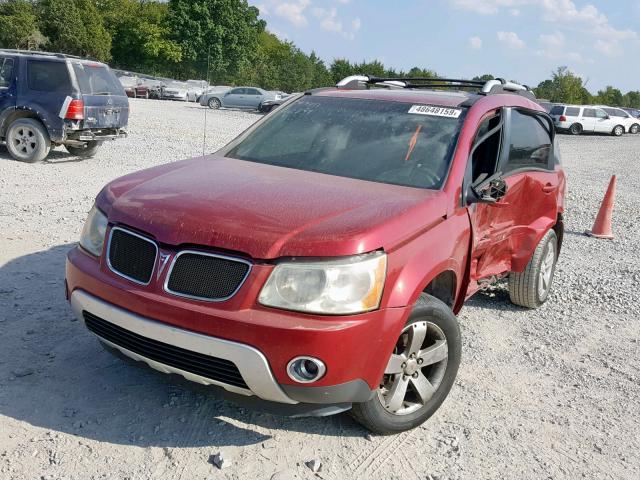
[585,175,616,239]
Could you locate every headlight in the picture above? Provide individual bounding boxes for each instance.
[79,205,108,256]
[258,252,386,314]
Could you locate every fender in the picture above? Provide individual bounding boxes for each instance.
[0,105,64,142]
[384,208,471,310]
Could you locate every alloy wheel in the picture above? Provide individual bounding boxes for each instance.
[537,240,556,299]
[12,127,37,157]
[377,321,448,415]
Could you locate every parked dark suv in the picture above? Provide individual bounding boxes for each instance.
[0,50,129,163]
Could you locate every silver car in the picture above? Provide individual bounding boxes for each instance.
[200,86,280,110]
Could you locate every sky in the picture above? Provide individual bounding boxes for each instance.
[251,0,640,93]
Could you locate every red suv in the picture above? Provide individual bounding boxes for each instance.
[66,76,566,434]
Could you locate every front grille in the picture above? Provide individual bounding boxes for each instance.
[84,311,248,389]
[166,252,251,301]
[108,227,157,284]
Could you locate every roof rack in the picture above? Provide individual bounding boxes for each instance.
[336,75,535,99]
[0,48,85,60]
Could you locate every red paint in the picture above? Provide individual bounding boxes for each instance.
[67,88,566,392]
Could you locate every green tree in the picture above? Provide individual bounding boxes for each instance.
[100,0,181,74]
[622,91,640,109]
[168,0,264,81]
[0,0,46,50]
[596,86,623,106]
[472,73,495,82]
[39,0,111,60]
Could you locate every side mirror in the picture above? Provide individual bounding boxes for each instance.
[469,174,508,204]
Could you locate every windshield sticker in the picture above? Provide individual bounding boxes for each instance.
[408,105,462,118]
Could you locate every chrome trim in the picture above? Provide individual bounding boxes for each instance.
[287,356,327,384]
[70,290,297,404]
[106,226,158,286]
[163,250,252,302]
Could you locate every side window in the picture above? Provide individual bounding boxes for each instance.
[27,60,71,92]
[0,57,15,88]
[583,108,596,118]
[470,113,502,183]
[229,88,244,95]
[595,109,608,119]
[246,88,261,95]
[603,108,617,117]
[565,107,580,116]
[549,105,564,116]
[504,110,552,173]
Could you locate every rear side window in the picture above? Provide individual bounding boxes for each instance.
[583,108,596,118]
[246,88,261,95]
[0,57,14,88]
[72,63,124,95]
[27,60,70,92]
[549,106,564,115]
[504,110,552,173]
[565,107,580,116]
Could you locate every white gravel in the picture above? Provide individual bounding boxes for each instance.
[1,99,638,480]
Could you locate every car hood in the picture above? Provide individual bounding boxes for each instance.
[97,156,447,259]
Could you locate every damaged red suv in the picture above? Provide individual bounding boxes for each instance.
[66,76,566,434]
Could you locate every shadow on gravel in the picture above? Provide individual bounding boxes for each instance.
[0,244,364,449]
[464,283,528,312]
[0,145,87,164]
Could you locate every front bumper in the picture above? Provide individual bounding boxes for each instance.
[66,246,408,405]
[70,289,296,403]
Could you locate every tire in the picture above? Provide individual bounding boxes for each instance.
[630,124,639,134]
[508,229,558,309]
[65,141,101,158]
[350,294,461,435]
[208,97,221,109]
[612,125,624,137]
[569,123,583,135]
[5,118,51,163]
[144,91,149,99]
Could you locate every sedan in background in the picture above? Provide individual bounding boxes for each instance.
[162,82,190,102]
[119,76,150,99]
[202,87,281,110]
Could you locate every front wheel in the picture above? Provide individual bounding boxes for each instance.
[612,125,624,136]
[65,141,101,158]
[630,124,639,134]
[208,98,221,109]
[350,294,461,435]
[508,229,558,308]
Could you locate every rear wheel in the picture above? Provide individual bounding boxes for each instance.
[350,294,461,435]
[569,123,583,135]
[65,141,101,158]
[5,118,51,163]
[208,98,221,109]
[508,229,558,308]
[612,125,624,136]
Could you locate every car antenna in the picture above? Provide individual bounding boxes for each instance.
[202,45,211,157]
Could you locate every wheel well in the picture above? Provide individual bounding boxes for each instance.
[0,110,43,139]
[423,270,456,308]
[553,213,564,254]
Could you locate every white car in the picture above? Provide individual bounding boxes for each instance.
[597,106,640,134]
[549,104,627,136]
[162,82,189,101]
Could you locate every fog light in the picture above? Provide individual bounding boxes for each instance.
[287,357,326,383]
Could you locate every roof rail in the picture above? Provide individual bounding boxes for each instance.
[0,48,85,60]
[336,75,535,99]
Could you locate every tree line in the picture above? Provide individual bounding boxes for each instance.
[0,0,638,108]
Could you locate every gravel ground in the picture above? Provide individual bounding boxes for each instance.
[0,99,638,480]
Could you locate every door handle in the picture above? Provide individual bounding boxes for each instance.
[542,183,556,193]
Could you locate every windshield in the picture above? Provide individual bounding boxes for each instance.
[225,96,466,189]
[73,63,125,95]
